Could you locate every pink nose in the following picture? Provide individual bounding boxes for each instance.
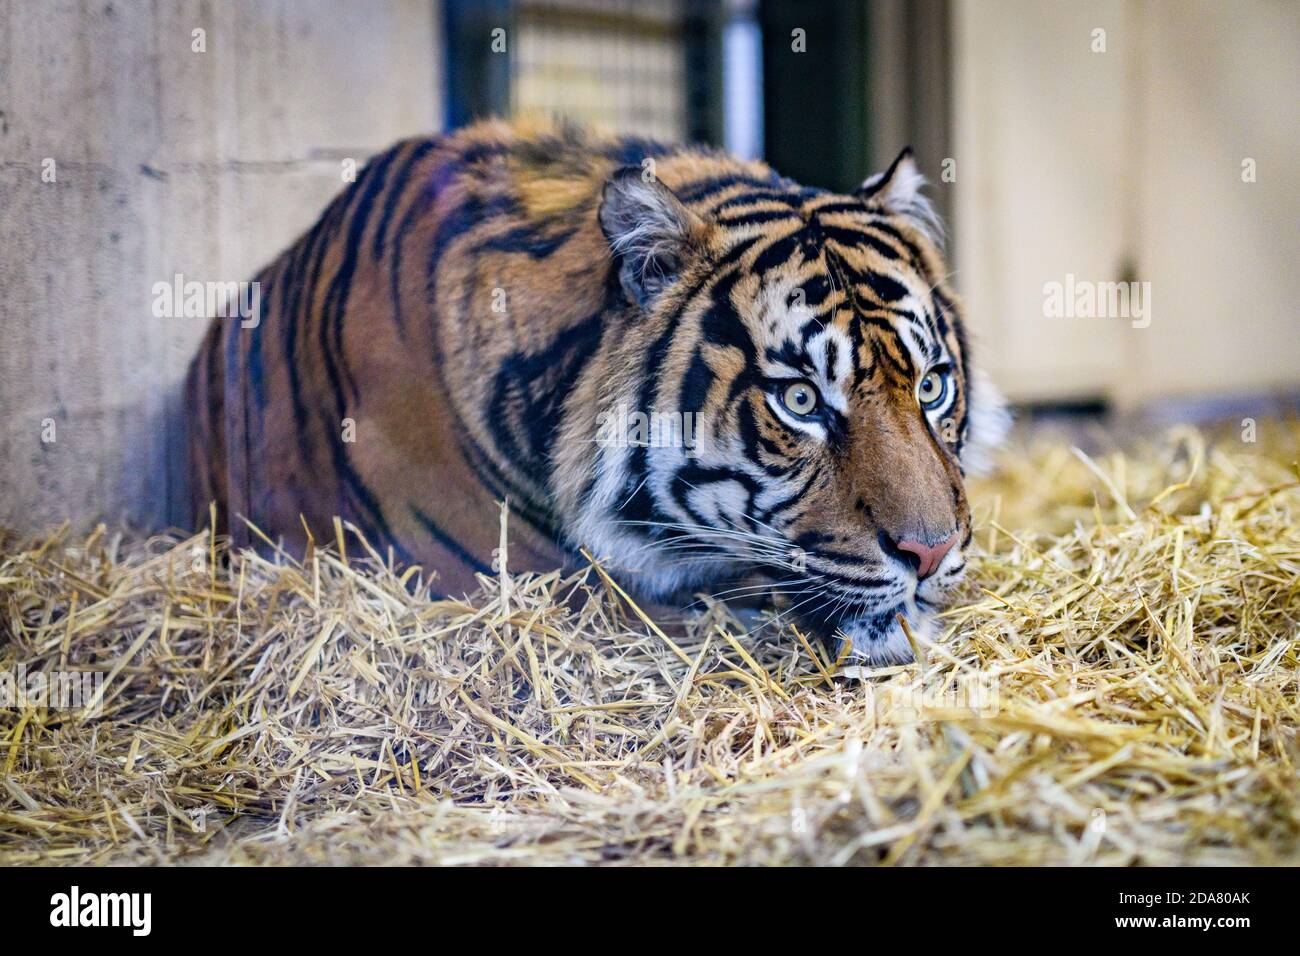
[896,534,958,580]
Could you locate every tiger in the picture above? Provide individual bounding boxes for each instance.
[186,116,1008,664]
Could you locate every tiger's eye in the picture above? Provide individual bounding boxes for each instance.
[917,370,945,406]
[782,381,819,416]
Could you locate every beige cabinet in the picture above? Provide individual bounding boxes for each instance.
[951,0,1300,407]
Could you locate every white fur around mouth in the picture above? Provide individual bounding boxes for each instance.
[836,605,933,666]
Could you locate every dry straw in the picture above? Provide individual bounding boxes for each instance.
[1,423,1297,865]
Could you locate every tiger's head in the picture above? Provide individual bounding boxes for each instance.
[583,149,1009,664]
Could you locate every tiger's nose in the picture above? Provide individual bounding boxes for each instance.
[896,534,957,580]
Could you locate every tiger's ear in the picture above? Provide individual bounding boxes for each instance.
[856,148,943,246]
[599,167,704,308]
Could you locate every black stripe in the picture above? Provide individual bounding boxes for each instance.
[457,431,565,544]
[864,221,925,265]
[322,146,400,408]
[700,266,756,360]
[757,463,823,524]
[855,267,909,304]
[805,201,866,216]
[715,208,802,228]
[676,173,784,205]
[373,139,437,260]
[246,272,272,415]
[605,135,679,166]
[423,190,516,300]
[484,310,604,493]
[392,141,512,336]
[678,344,714,418]
[670,462,762,531]
[308,148,407,555]
[822,223,904,261]
[750,230,806,276]
[283,185,351,447]
[478,218,581,258]
[411,505,493,576]
[936,289,971,452]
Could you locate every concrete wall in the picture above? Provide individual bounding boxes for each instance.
[0,0,440,534]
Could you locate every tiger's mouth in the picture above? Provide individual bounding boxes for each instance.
[787,592,920,666]
[644,527,961,667]
[757,554,961,666]
[736,570,875,659]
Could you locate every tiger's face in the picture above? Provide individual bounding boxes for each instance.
[591,150,1008,664]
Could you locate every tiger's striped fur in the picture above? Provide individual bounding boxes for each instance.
[186,116,1007,663]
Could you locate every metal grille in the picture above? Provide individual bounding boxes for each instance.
[512,0,691,142]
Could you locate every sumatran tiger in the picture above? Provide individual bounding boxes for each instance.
[186,116,1008,664]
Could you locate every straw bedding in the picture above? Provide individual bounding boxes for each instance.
[1,423,1297,865]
